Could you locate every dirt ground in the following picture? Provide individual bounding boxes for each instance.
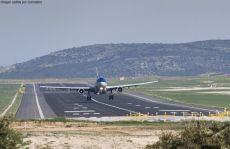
[12,121,175,149]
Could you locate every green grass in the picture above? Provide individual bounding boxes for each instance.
[0,84,20,114]
[16,119,186,130]
[109,75,230,108]
[1,75,230,110]
[6,84,25,116]
[137,90,230,108]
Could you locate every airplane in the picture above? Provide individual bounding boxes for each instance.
[40,69,158,100]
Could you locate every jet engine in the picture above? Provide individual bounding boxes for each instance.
[117,87,122,93]
[78,89,85,94]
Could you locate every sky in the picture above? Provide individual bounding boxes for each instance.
[0,0,230,66]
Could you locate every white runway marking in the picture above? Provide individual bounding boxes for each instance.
[124,93,219,112]
[93,113,100,115]
[74,103,82,106]
[153,107,159,108]
[127,103,132,104]
[159,110,191,112]
[85,95,138,114]
[33,83,44,119]
[135,105,141,107]
[74,107,79,109]
[64,110,95,113]
[83,113,90,115]
[73,113,79,115]
[82,107,88,109]
[145,107,151,109]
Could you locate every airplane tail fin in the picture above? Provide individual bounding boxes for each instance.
[96,67,99,78]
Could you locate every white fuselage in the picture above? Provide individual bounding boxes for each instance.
[95,81,107,94]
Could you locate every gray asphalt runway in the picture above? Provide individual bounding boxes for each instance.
[16,84,40,119]
[16,83,220,119]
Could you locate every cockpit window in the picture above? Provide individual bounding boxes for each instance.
[96,77,106,83]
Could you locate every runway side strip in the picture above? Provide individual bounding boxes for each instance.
[33,83,45,119]
[0,92,18,117]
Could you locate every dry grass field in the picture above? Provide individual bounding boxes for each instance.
[12,121,179,149]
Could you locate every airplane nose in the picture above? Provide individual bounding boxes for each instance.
[100,82,107,86]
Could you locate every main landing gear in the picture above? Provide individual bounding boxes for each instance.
[87,92,92,101]
[109,90,114,100]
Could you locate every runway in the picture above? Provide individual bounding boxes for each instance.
[16,83,220,120]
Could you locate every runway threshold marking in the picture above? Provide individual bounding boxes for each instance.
[33,83,44,119]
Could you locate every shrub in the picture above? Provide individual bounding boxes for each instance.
[146,121,230,149]
[0,116,23,149]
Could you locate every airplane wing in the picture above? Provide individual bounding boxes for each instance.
[39,85,93,92]
[107,80,158,90]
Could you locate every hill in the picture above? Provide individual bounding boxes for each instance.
[0,40,230,78]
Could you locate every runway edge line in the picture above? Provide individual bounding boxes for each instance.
[33,83,45,119]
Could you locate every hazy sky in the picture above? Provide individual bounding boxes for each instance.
[0,0,230,66]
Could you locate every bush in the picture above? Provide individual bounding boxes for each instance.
[146,121,230,149]
[0,116,23,149]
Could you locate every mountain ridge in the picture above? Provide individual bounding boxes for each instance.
[1,40,230,79]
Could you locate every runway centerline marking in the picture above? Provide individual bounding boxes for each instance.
[84,95,138,114]
[33,83,44,119]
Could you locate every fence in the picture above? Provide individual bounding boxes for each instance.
[126,108,230,121]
